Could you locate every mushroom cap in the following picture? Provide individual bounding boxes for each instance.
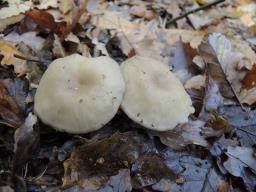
[121,56,194,131]
[34,54,125,134]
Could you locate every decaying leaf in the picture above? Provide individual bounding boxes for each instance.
[13,113,39,175]
[63,131,177,189]
[220,105,256,147]
[25,9,68,39]
[172,41,193,83]
[243,64,256,89]
[202,76,224,113]
[4,32,46,52]
[36,0,59,10]
[223,146,256,191]
[1,0,256,191]
[239,87,256,105]
[0,15,24,32]
[224,146,256,175]
[3,78,29,111]
[63,132,152,187]
[150,120,209,150]
[200,33,256,106]
[0,81,24,128]
[0,40,28,76]
[152,150,219,192]
[185,75,206,90]
[91,10,205,65]
[0,2,30,19]
[101,169,132,192]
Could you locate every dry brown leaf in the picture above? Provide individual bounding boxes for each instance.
[52,34,66,58]
[4,32,46,51]
[25,9,68,39]
[0,14,24,32]
[13,113,39,175]
[185,75,206,90]
[150,120,209,150]
[0,40,28,76]
[199,33,252,101]
[242,64,256,89]
[91,10,204,65]
[239,87,256,105]
[218,180,230,192]
[0,81,24,128]
[91,10,141,31]
[0,3,30,19]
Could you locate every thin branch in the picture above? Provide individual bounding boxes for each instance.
[13,54,45,64]
[167,0,225,25]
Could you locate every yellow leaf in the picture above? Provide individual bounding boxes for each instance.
[0,40,28,76]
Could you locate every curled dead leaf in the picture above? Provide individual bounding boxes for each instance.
[0,81,24,128]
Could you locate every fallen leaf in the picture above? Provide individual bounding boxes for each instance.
[63,131,175,189]
[4,32,46,51]
[220,105,256,147]
[13,113,39,175]
[0,15,24,32]
[209,34,256,104]
[224,146,256,175]
[131,154,175,189]
[185,75,206,90]
[223,146,256,191]
[172,41,193,83]
[149,120,209,150]
[63,132,153,186]
[199,33,247,99]
[208,33,246,94]
[53,34,66,58]
[59,0,74,14]
[188,6,224,29]
[25,9,68,39]
[152,150,218,192]
[0,3,30,19]
[239,87,256,105]
[36,0,59,10]
[218,180,230,192]
[3,78,29,110]
[100,169,132,192]
[91,11,204,65]
[65,32,80,43]
[0,80,24,128]
[0,40,28,76]
[203,76,224,113]
[242,64,256,89]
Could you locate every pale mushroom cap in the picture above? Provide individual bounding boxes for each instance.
[121,56,194,131]
[34,54,125,134]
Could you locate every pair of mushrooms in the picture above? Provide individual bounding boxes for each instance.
[34,54,194,134]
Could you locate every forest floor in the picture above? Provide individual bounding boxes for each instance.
[0,0,256,191]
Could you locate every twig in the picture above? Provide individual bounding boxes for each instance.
[13,54,45,64]
[167,0,225,25]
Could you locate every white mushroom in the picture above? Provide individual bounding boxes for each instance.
[34,54,125,134]
[121,56,194,131]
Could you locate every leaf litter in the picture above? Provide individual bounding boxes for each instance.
[0,0,256,191]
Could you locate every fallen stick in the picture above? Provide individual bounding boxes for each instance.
[167,0,225,26]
